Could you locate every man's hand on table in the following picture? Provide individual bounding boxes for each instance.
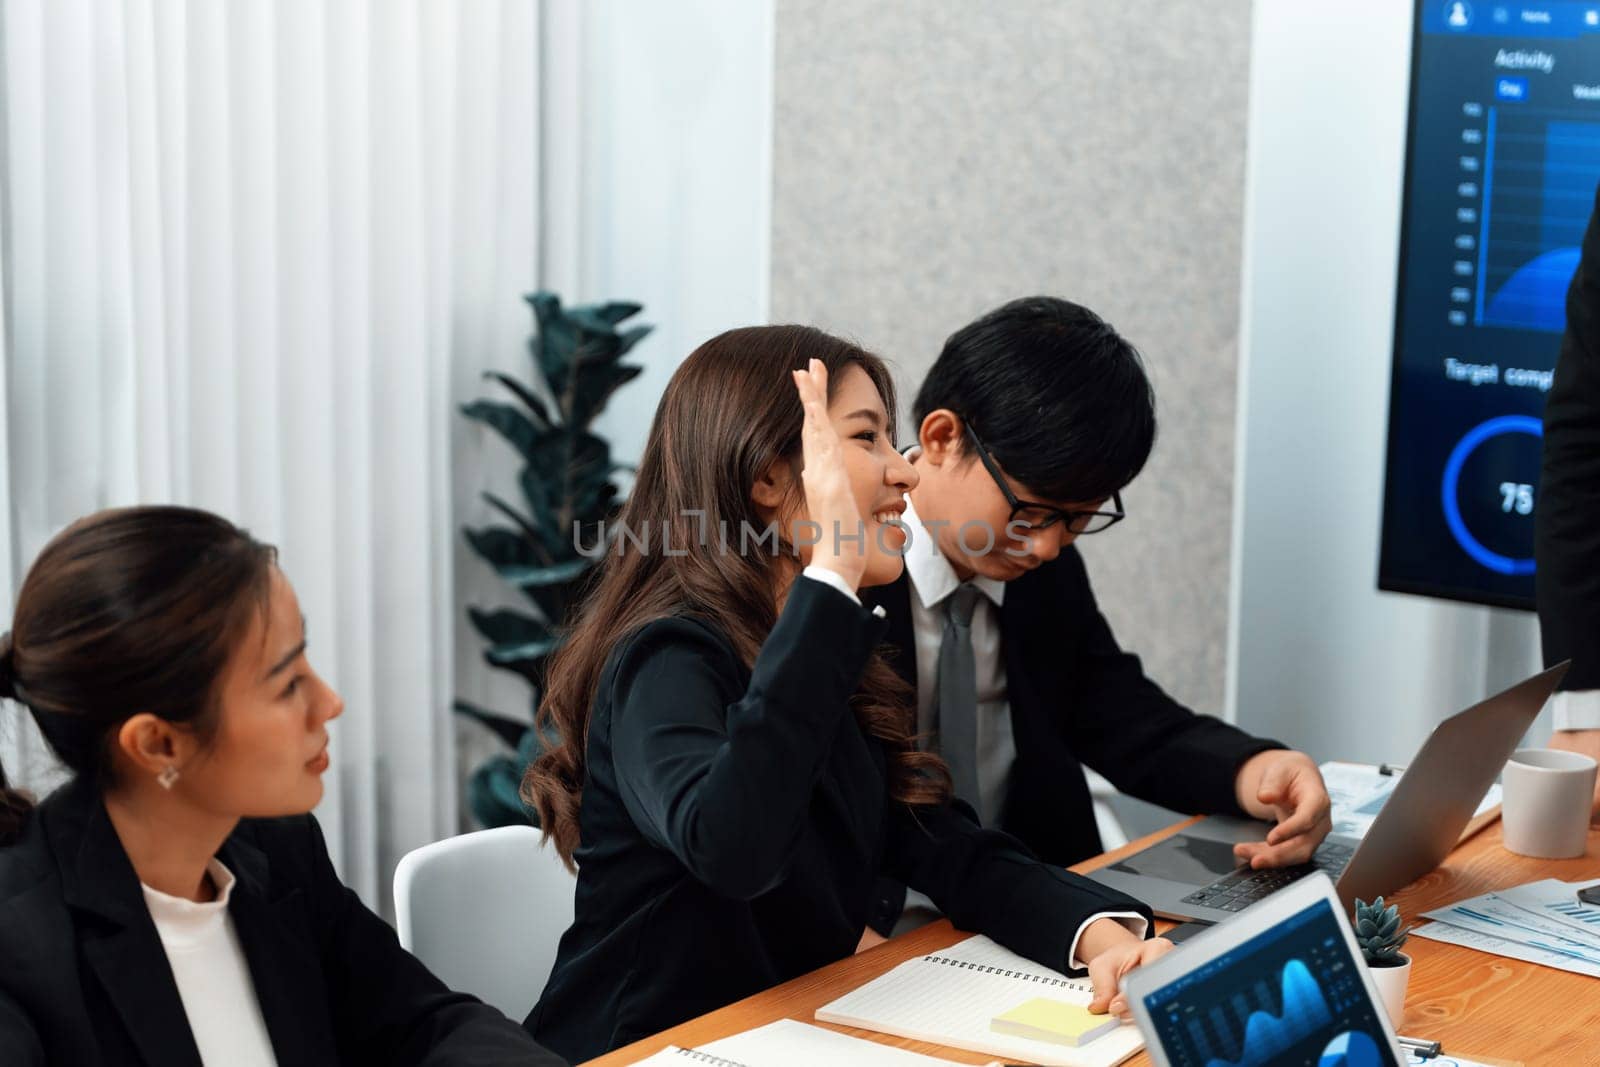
[1232,749,1334,868]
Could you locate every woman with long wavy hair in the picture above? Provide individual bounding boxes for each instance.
[521,326,1166,1061]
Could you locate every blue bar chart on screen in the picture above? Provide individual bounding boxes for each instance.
[1381,1,1600,609]
[1476,110,1598,333]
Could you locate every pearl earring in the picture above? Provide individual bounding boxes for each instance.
[157,765,180,790]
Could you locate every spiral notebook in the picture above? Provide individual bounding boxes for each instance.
[627,1019,982,1066]
[815,935,1144,1067]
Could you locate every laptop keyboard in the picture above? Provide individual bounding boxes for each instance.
[1179,842,1355,912]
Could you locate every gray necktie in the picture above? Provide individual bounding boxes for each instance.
[937,585,982,813]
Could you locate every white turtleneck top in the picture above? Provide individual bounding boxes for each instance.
[140,858,278,1066]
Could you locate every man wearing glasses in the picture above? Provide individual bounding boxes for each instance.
[862,296,1331,937]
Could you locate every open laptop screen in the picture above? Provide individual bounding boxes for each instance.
[1139,896,1401,1067]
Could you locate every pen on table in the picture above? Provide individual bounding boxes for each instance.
[1379,762,1406,777]
[1397,1034,1441,1057]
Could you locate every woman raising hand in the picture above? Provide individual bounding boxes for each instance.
[523,326,1167,1062]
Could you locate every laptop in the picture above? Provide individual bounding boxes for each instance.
[1089,663,1568,922]
[1123,872,1406,1067]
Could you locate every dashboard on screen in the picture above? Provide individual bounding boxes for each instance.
[1380,0,1600,609]
[1141,898,1399,1067]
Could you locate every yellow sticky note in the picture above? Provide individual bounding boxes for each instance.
[990,997,1121,1047]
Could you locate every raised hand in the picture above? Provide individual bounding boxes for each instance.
[791,359,866,591]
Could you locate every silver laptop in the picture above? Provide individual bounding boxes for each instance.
[1124,872,1406,1066]
[1089,663,1567,921]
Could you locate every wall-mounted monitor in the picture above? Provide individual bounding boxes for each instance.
[1380,0,1600,609]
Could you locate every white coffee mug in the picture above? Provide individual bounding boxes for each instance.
[1501,748,1598,859]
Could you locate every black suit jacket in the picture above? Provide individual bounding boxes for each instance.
[1537,183,1600,692]
[525,577,1151,1063]
[861,546,1284,873]
[0,778,563,1067]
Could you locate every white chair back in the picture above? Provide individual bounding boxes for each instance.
[393,824,574,1020]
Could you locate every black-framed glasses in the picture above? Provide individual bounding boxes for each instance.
[963,422,1126,534]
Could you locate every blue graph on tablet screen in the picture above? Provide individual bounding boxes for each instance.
[1144,899,1395,1067]
[1191,957,1385,1067]
[1196,958,1331,1066]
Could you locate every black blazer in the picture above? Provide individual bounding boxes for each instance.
[0,777,563,1067]
[524,577,1151,1064]
[1537,183,1600,692]
[861,545,1284,870]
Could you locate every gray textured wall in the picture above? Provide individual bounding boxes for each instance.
[771,0,1252,716]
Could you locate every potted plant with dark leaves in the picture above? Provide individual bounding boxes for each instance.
[454,291,651,827]
[1354,895,1411,1023]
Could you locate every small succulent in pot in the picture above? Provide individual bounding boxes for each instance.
[1354,896,1411,967]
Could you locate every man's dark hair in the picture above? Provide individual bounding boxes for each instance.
[913,296,1157,504]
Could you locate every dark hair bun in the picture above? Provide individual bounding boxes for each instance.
[0,631,15,701]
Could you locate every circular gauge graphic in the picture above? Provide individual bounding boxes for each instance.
[1318,1029,1385,1067]
[1440,415,1542,576]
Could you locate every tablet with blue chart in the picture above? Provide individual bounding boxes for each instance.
[1124,875,1404,1067]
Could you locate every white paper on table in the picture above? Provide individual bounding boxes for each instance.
[814,935,1142,1067]
[1412,919,1600,977]
[1320,761,1501,840]
[1423,891,1600,953]
[1406,1055,1509,1067]
[1495,878,1600,941]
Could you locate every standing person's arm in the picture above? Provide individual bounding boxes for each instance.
[1539,183,1600,818]
[0,991,44,1067]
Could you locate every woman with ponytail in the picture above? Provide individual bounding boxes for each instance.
[0,506,562,1066]
[522,327,1165,1062]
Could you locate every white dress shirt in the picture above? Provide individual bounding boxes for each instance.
[141,859,278,1067]
[803,498,1149,968]
[898,496,1013,827]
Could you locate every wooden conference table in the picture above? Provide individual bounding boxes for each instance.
[586,816,1600,1067]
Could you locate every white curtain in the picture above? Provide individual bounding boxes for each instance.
[0,0,539,910]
